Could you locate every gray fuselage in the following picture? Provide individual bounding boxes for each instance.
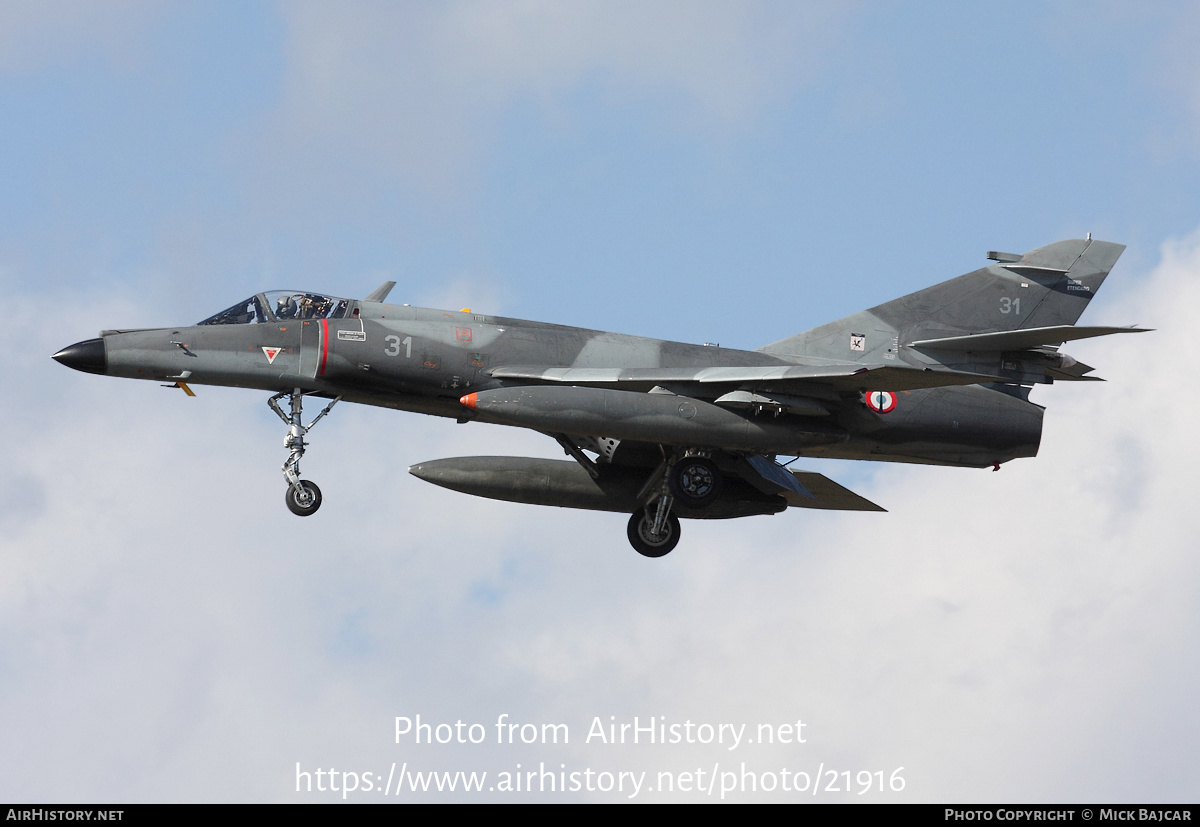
[92,299,1042,469]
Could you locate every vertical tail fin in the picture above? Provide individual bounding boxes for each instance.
[760,238,1125,361]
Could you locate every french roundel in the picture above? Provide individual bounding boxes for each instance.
[865,390,897,414]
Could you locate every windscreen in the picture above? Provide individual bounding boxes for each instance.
[199,292,349,325]
[198,295,270,325]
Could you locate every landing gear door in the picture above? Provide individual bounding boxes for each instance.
[299,319,324,379]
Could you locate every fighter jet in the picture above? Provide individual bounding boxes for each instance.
[53,237,1147,556]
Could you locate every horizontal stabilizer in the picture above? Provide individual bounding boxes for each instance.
[908,325,1150,352]
[1046,359,1104,381]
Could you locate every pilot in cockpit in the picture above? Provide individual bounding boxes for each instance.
[276,295,298,320]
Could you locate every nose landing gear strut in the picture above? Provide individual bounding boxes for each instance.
[268,388,340,516]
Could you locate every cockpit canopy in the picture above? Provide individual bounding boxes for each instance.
[199,291,350,325]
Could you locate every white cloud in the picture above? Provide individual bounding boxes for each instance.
[252,1,849,198]
[1144,4,1200,150]
[0,0,163,76]
[0,230,1193,801]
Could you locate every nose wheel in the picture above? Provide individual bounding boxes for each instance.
[627,506,681,557]
[627,468,681,557]
[285,480,323,516]
[268,389,340,517]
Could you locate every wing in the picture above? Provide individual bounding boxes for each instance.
[489,325,1151,392]
[908,324,1151,351]
[736,454,886,511]
[786,471,886,511]
[488,363,1008,393]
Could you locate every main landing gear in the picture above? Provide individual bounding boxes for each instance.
[667,455,722,508]
[268,388,340,517]
[626,452,723,558]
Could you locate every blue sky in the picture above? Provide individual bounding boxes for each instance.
[2,1,1197,802]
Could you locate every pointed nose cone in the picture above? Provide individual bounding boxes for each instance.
[52,338,107,375]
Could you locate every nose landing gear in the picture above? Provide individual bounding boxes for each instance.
[627,499,681,557]
[268,389,340,517]
[285,479,323,516]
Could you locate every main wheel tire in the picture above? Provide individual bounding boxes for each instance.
[285,480,323,516]
[627,508,681,558]
[668,457,722,509]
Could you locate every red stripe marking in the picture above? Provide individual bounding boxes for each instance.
[318,318,329,376]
